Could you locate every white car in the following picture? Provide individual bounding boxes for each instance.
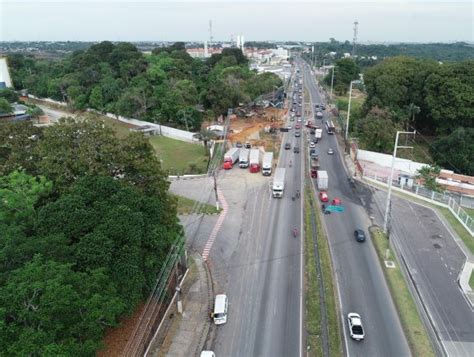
[347,313,365,341]
[310,142,316,149]
[327,148,334,155]
[287,125,292,130]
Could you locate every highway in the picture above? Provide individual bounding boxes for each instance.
[300,59,411,356]
[211,69,304,356]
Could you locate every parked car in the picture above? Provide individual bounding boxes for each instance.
[245,142,251,149]
[310,142,316,148]
[347,313,365,341]
[354,229,366,242]
[327,148,334,155]
[236,141,243,148]
[285,142,291,150]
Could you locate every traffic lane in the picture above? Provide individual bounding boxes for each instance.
[254,173,302,356]
[323,199,410,356]
[368,191,474,348]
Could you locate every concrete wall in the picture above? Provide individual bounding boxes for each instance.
[357,149,426,176]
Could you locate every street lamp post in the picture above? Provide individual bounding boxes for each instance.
[345,79,362,141]
[383,130,416,234]
[330,66,335,100]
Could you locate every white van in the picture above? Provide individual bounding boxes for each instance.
[213,294,228,325]
[200,352,215,357]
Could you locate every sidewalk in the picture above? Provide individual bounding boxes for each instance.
[149,254,213,357]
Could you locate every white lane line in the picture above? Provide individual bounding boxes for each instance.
[202,187,228,261]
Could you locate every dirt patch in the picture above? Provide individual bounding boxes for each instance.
[228,107,286,148]
[97,304,146,357]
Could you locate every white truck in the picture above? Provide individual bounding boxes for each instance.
[223,148,240,170]
[317,170,328,191]
[315,128,323,140]
[272,168,286,198]
[262,152,274,176]
[239,149,250,168]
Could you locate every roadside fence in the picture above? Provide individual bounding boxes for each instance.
[362,169,474,237]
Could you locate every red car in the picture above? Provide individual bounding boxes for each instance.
[319,192,329,202]
[332,198,342,205]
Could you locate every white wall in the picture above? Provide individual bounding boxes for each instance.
[0,58,13,88]
[357,149,426,175]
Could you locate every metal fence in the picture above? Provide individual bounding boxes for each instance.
[362,170,474,237]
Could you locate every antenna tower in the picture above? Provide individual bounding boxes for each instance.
[352,20,359,57]
[209,20,213,46]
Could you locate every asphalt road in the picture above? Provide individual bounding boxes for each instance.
[365,187,474,356]
[208,69,304,356]
[300,60,411,356]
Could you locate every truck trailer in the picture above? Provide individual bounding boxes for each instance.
[310,158,320,178]
[315,128,323,140]
[262,152,274,176]
[239,149,250,168]
[249,149,261,173]
[223,148,240,170]
[272,168,286,198]
[317,170,328,190]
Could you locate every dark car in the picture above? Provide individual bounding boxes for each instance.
[236,141,243,148]
[315,103,320,109]
[285,142,291,150]
[354,229,366,242]
[293,146,300,153]
[321,104,326,110]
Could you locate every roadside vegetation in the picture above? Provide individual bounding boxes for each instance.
[304,184,343,356]
[8,42,281,131]
[370,228,435,357]
[174,195,220,215]
[0,118,182,355]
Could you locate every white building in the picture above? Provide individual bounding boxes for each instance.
[0,57,13,88]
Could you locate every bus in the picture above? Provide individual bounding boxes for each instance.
[326,120,335,134]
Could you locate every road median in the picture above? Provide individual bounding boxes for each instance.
[369,227,435,357]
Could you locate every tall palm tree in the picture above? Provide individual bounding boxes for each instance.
[406,103,420,131]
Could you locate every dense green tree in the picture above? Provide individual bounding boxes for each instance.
[0,98,12,114]
[89,85,104,110]
[324,58,360,94]
[416,165,442,192]
[356,107,401,153]
[0,256,125,356]
[430,127,474,175]
[0,88,19,103]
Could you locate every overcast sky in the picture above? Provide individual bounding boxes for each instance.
[0,0,472,43]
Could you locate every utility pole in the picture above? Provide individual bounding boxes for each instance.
[330,66,335,99]
[345,80,361,141]
[383,130,416,234]
[213,171,219,211]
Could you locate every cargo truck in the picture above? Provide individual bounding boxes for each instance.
[223,148,240,170]
[310,158,320,178]
[262,152,274,176]
[239,149,250,168]
[317,170,328,190]
[249,149,260,173]
[272,168,286,198]
[315,128,322,140]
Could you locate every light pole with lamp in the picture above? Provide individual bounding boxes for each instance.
[383,130,416,234]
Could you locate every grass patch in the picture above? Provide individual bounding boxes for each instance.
[304,195,322,356]
[174,195,220,215]
[464,207,474,220]
[370,227,435,357]
[304,184,343,357]
[149,136,208,175]
[470,272,474,291]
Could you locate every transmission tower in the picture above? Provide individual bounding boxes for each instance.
[352,20,359,57]
[209,20,213,46]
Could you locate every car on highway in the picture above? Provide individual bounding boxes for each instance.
[295,123,301,129]
[213,294,228,325]
[200,352,215,357]
[287,124,292,130]
[285,142,291,150]
[295,130,301,137]
[354,229,366,242]
[236,141,243,148]
[327,148,334,155]
[293,146,300,153]
[315,103,320,109]
[332,198,342,205]
[347,313,365,341]
[319,192,329,202]
[310,142,316,148]
[321,104,326,110]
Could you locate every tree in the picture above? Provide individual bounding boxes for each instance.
[324,58,360,94]
[196,129,218,154]
[0,171,52,229]
[26,106,44,120]
[430,127,474,175]
[405,103,420,131]
[356,107,401,153]
[416,165,442,192]
[0,256,125,356]
[89,85,104,110]
[0,88,19,103]
[0,98,12,114]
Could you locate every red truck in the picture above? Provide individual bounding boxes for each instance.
[249,149,260,173]
[310,157,320,178]
[223,148,240,170]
